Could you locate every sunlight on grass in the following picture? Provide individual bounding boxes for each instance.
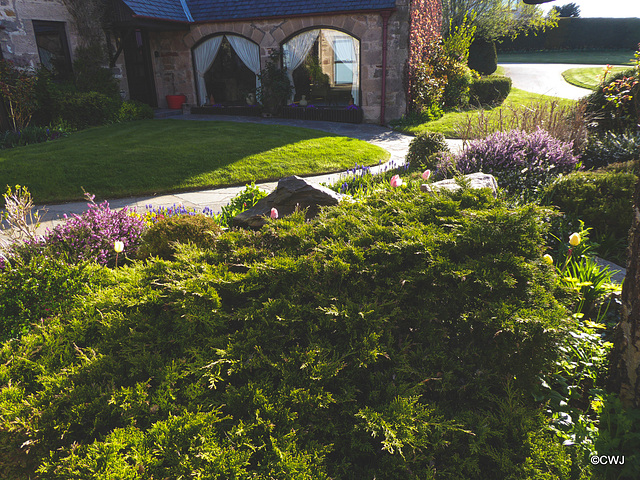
[562,66,633,90]
[397,88,576,138]
[0,120,389,203]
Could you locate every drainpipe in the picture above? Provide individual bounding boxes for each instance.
[380,10,391,125]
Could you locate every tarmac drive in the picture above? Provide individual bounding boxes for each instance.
[500,63,598,100]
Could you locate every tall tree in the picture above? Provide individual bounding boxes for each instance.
[551,3,581,17]
[442,0,557,42]
[609,178,640,408]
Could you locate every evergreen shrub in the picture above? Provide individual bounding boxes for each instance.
[117,100,155,122]
[582,131,640,169]
[0,187,583,478]
[543,169,636,244]
[406,131,450,172]
[467,39,497,75]
[469,75,512,106]
[137,214,222,260]
[56,91,121,129]
[0,254,101,341]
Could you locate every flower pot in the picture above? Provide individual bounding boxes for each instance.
[166,94,187,110]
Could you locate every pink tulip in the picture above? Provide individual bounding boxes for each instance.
[421,169,431,181]
[270,208,278,219]
[390,175,403,188]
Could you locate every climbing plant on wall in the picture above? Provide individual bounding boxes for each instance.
[407,0,443,112]
[61,0,110,46]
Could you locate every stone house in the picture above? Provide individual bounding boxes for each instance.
[0,0,440,124]
[115,0,424,123]
[0,0,80,74]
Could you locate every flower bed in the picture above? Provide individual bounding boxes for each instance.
[190,105,263,116]
[281,105,364,123]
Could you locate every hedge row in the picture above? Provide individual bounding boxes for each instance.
[498,17,640,51]
[469,75,512,106]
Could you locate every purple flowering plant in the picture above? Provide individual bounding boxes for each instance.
[455,128,580,199]
[35,193,146,267]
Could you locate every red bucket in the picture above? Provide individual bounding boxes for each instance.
[166,94,187,110]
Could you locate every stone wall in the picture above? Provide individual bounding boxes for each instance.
[0,0,80,68]
[149,6,411,123]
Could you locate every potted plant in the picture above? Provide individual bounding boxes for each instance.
[165,73,187,109]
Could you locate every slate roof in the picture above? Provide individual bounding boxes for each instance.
[121,0,397,23]
[121,0,191,22]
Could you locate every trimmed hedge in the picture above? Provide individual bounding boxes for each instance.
[468,39,497,75]
[0,187,582,479]
[469,75,512,106]
[498,17,640,51]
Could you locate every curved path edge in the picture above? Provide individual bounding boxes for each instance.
[0,114,463,240]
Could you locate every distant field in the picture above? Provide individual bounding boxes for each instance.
[498,50,635,65]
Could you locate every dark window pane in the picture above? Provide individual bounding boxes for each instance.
[33,20,72,79]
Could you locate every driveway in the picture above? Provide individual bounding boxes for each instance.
[499,63,597,100]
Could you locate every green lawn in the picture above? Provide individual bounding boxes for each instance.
[0,120,389,203]
[562,66,633,89]
[395,87,576,137]
[498,50,635,65]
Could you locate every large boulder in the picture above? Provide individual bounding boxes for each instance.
[421,172,498,197]
[232,175,347,228]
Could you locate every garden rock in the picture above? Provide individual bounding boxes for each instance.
[421,172,498,197]
[232,175,346,228]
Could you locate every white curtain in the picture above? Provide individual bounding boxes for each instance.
[283,29,320,102]
[322,30,360,105]
[227,35,261,93]
[193,36,223,105]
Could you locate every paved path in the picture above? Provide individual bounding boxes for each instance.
[500,63,596,100]
[0,114,463,241]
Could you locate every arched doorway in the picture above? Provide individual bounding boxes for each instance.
[283,29,360,106]
[193,34,260,106]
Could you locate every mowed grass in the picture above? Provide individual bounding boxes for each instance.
[0,120,389,203]
[497,50,636,65]
[562,66,634,90]
[396,87,576,137]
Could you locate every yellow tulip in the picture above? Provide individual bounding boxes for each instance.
[569,233,581,246]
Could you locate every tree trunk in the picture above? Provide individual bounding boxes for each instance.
[609,176,640,407]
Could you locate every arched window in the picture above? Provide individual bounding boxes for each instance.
[193,35,260,106]
[283,29,360,106]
